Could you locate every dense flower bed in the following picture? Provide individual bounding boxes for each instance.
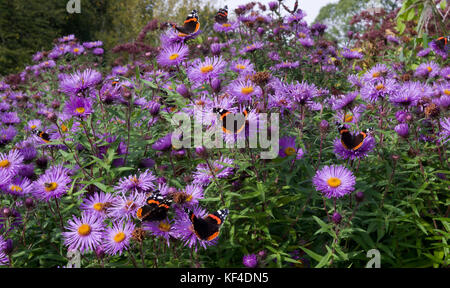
[0,2,448,268]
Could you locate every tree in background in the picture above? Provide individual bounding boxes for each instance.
[314,0,401,42]
[0,0,217,76]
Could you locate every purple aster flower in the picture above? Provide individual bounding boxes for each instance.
[230,59,255,75]
[395,110,410,123]
[59,69,102,96]
[390,81,421,107]
[362,64,395,84]
[227,79,262,102]
[143,219,178,246]
[59,34,75,43]
[0,150,23,183]
[439,67,450,80]
[39,60,56,70]
[239,42,264,54]
[26,119,42,131]
[395,123,409,138]
[279,136,304,159]
[102,220,135,255]
[187,56,226,83]
[332,91,358,110]
[115,169,156,194]
[268,1,278,10]
[298,37,314,47]
[112,66,128,76]
[439,117,450,144]
[64,96,93,118]
[417,48,431,57]
[243,254,258,268]
[32,51,44,62]
[341,48,364,60]
[179,184,204,207]
[80,192,116,219]
[213,21,239,33]
[109,191,146,221]
[283,80,319,106]
[1,112,20,125]
[172,206,217,251]
[0,236,9,265]
[360,78,399,103]
[275,61,300,70]
[414,62,440,78]
[2,176,33,196]
[92,48,104,56]
[333,134,375,160]
[70,45,85,56]
[193,157,235,186]
[0,126,17,145]
[157,43,189,67]
[386,35,400,44]
[33,165,71,201]
[63,212,104,254]
[152,133,172,151]
[313,165,356,198]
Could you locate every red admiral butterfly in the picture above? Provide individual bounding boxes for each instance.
[337,123,373,151]
[173,9,200,37]
[136,192,173,221]
[215,6,228,24]
[435,36,449,51]
[213,107,250,135]
[32,129,50,143]
[111,77,120,87]
[186,208,229,241]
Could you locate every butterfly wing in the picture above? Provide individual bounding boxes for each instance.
[215,6,228,24]
[174,10,200,36]
[338,125,355,150]
[186,208,229,241]
[137,193,172,221]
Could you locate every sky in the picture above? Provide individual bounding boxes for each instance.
[219,0,339,24]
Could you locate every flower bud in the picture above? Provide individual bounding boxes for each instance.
[332,212,342,224]
[355,191,365,203]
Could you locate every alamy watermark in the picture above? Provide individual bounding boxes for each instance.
[66,0,81,14]
[366,249,381,268]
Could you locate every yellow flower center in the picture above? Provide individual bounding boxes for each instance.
[375,84,384,90]
[185,195,193,202]
[30,125,37,129]
[344,114,353,122]
[200,65,213,73]
[284,147,296,156]
[327,177,342,188]
[444,89,450,96]
[93,203,104,211]
[113,232,126,243]
[131,177,139,184]
[241,86,254,95]
[222,23,231,28]
[169,53,179,60]
[158,221,171,232]
[78,224,91,236]
[236,64,246,70]
[426,66,432,72]
[45,62,49,65]
[196,100,205,106]
[0,159,10,168]
[76,107,85,114]
[298,32,306,38]
[45,182,58,192]
[74,48,80,53]
[10,185,23,192]
[372,72,381,78]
